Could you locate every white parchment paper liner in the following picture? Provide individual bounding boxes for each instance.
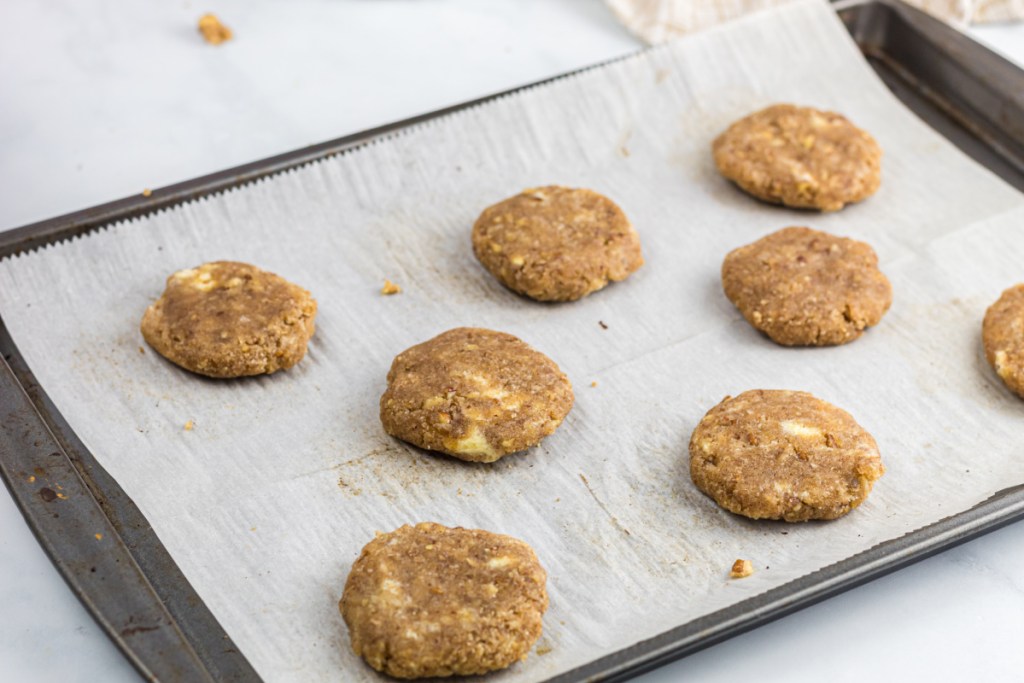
[2,1,1024,680]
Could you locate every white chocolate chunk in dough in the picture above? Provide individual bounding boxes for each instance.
[780,420,822,438]
[446,426,500,462]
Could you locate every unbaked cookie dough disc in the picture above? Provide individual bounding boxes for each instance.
[689,390,885,522]
[140,261,317,378]
[721,226,892,346]
[380,327,574,463]
[472,186,644,302]
[983,284,1024,399]
[712,104,882,211]
[340,522,548,679]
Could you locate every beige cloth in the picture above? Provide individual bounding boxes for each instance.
[606,0,1024,43]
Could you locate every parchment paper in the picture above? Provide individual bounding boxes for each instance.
[3,1,1024,680]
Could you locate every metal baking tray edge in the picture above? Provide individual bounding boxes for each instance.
[2,1,1023,681]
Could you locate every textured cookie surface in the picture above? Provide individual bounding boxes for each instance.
[712,104,882,211]
[340,522,548,679]
[472,186,644,302]
[983,284,1024,398]
[140,261,317,378]
[722,226,892,346]
[689,390,884,522]
[380,328,573,463]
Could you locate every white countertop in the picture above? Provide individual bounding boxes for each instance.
[2,2,1024,681]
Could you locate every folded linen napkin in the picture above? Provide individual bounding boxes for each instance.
[606,0,1023,44]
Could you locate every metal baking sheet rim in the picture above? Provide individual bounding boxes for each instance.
[2,1,1023,681]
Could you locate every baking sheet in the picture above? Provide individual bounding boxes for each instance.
[2,0,1024,680]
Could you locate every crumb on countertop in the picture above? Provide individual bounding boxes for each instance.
[590,380,598,388]
[142,188,152,197]
[730,559,754,579]
[198,13,232,45]
[184,420,194,431]
[381,279,402,295]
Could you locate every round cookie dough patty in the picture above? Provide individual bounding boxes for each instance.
[472,186,644,302]
[722,226,892,346]
[712,104,882,211]
[140,261,317,378]
[689,390,885,522]
[340,522,548,679]
[380,328,573,463]
[983,284,1024,398]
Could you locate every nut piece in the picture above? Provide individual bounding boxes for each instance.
[198,13,233,45]
[340,522,548,679]
[721,226,892,346]
[729,559,754,579]
[713,104,881,211]
[690,390,884,522]
[472,186,644,302]
[380,328,573,462]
